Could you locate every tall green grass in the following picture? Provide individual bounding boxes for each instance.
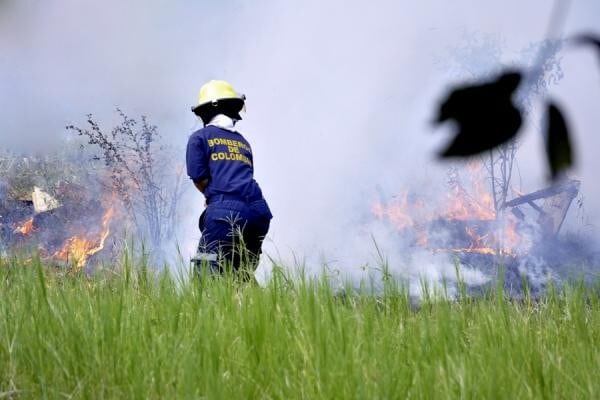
[0,255,598,399]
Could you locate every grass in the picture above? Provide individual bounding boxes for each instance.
[0,255,598,399]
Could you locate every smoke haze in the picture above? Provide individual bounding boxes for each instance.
[1,0,599,286]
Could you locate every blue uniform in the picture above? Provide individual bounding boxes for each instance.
[186,124,272,276]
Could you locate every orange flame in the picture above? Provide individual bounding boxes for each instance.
[52,206,114,271]
[372,192,414,229]
[14,218,35,235]
[433,247,498,255]
[372,162,526,257]
[443,165,495,221]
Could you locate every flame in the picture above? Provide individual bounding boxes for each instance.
[52,206,114,271]
[433,247,498,255]
[443,165,495,221]
[14,218,35,235]
[372,162,526,257]
[465,226,484,247]
[372,192,415,229]
[501,218,528,254]
[416,229,428,247]
[434,225,514,256]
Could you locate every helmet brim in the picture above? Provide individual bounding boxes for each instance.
[191,96,245,116]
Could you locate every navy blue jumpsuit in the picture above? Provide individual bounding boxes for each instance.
[186,123,272,275]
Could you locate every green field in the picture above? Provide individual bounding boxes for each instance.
[0,256,598,399]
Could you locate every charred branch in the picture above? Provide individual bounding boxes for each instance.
[503,179,580,208]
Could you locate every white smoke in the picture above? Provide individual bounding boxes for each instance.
[1,0,599,287]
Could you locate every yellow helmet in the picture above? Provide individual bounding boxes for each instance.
[193,80,245,110]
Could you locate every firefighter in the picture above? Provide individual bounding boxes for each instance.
[186,80,272,278]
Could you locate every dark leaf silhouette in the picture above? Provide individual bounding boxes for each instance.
[436,71,523,157]
[572,33,600,60]
[545,102,574,180]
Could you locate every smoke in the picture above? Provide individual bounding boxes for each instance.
[1,0,599,287]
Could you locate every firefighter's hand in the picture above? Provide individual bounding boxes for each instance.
[193,178,209,194]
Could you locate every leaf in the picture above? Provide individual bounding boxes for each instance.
[572,33,600,60]
[435,71,523,157]
[545,101,574,180]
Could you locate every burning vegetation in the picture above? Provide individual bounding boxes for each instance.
[0,110,184,271]
[50,205,115,271]
[1,182,117,271]
[372,161,581,270]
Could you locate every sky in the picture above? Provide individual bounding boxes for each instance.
[1,0,599,285]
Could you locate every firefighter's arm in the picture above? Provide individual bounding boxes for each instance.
[186,133,210,194]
